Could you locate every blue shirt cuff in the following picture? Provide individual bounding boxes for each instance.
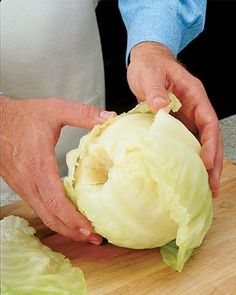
[118,0,206,64]
[126,9,182,60]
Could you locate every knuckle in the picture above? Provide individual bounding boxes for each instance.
[45,197,60,211]
[65,218,78,230]
[79,103,97,127]
[43,218,58,230]
[191,76,202,87]
[179,75,206,102]
[145,85,166,100]
[82,103,96,116]
[192,76,206,91]
[205,112,219,128]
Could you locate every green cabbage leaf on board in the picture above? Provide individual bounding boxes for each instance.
[1,215,87,295]
[64,93,213,272]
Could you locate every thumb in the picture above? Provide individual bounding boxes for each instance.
[144,83,170,112]
[59,101,116,128]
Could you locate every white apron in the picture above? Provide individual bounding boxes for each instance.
[1,0,105,177]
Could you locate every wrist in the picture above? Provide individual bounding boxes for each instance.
[0,95,12,104]
[0,96,15,126]
[130,42,175,63]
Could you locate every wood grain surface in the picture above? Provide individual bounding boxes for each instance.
[1,159,236,295]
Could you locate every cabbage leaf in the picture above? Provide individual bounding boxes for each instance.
[0,216,87,295]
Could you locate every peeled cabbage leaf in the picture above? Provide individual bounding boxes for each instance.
[64,93,212,272]
[0,216,87,295]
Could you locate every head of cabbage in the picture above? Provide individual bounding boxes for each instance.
[64,93,212,272]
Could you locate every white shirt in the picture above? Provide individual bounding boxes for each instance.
[1,0,105,176]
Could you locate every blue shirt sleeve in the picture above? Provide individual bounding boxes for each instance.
[118,0,207,60]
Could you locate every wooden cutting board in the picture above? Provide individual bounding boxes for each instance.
[1,159,236,295]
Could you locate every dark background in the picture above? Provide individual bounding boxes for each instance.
[96,0,236,119]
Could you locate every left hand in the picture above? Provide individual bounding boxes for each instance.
[0,97,115,242]
[127,41,223,197]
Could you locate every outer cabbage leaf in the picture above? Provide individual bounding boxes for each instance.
[0,216,87,295]
[146,109,212,271]
[64,93,212,271]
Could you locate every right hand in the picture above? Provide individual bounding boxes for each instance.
[0,96,116,244]
[127,42,223,197]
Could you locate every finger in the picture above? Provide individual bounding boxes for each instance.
[208,134,224,198]
[35,155,103,244]
[172,75,222,196]
[190,88,223,196]
[37,156,93,231]
[147,95,170,112]
[143,73,170,112]
[28,190,90,241]
[8,175,92,241]
[57,100,116,128]
[136,97,143,103]
[128,63,170,112]
[174,88,217,169]
[34,204,103,244]
[36,187,103,244]
[200,123,219,170]
[176,77,219,170]
[196,106,219,170]
[136,95,169,110]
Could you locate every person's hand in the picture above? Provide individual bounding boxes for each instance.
[127,42,223,197]
[0,96,116,243]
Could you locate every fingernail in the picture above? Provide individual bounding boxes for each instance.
[152,97,168,104]
[89,236,103,245]
[90,240,101,245]
[79,228,91,236]
[100,110,116,120]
